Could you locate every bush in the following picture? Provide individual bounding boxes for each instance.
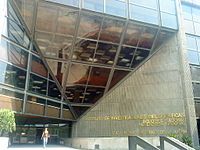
[0,109,16,136]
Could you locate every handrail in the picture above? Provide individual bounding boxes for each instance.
[128,136,160,150]
[160,136,195,150]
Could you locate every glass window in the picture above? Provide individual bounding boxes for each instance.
[193,7,200,23]
[31,55,48,77]
[29,73,47,95]
[159,0,176,14]
[197,38,200,51]
[117,46,135,68]
[46,0,79,7]
[182,4,192,20]
[0,88,24,100]
[72,106,89,116]
[84,87,104,104]
[73,39,97,63]
[190,66,200,81]
[78,13,102,40]
[0,61,26,89]
[184,20,195,34]
[66,86,86,103]
[193,83,200,97]
[124,23,143,46]
[0,39,28,69]
[138,27,157,49]
[130,4,158,25]
[186,35,197,50]
[187,50,199,64]
[161,13,177,29]
[84,0,104,12]
[131,48,150,68]
[67,64,90,85]
[109,69,130,89]
[88,67,111,87]
[94,42,118,66]
[129,0,158,9]
[48,81,61,100]
[105,0,126,17]
[99,18,125,43]
[7,19,30,49]
[194,22,200,35]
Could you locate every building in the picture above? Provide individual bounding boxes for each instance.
[0,0,200,148]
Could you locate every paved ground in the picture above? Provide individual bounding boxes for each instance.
[8,145,80,150]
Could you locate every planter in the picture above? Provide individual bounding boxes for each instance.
[0,137,9,150]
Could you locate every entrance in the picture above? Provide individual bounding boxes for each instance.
[36,128,43,144]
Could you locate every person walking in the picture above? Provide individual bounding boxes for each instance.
[41,128,50,148]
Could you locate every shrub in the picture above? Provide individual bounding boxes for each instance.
[0,109,16,136]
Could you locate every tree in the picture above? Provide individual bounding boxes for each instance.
[0,109,16,136]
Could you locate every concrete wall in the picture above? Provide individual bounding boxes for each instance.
[72,34,190,138]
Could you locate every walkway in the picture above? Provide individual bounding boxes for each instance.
[8,145,80,150]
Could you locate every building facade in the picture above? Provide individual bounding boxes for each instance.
[0,0,200,148]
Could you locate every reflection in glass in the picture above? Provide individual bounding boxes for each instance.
[84,0,104,12]
[161,13,177,29]
[105,0,126,17]
[84,87,104,104]
[117,46,136,68]
[88,67,111,86]
[130,4,158,25]
[72,106,89,117]
[99,18,125,43]
[56,7,78,36]
[138,27,157,49]
[13,0,35,33]
[194,23,200,35]
[29,73,47,95]
[186,35,197,50]
[46,0,79,7]
[124,23,143,46]
[184,20,194,34]
[131,48,150,68]
[195,102,200,117]
[159,0,176,14]
[94,42,118,65]
[73,39,97,62]
[193,7,200,23]
[190,66,200,81]
[48,81,61,100]
[182,4,192,20]
[130,0,158,9]
[0,39,28,69]
[0,88,23,112]
[47,59,68,85]
[31,55,48,77]
[109,69,130,89]
[0,61,26,89]
[67,64,90,85]
[193,83,200,97]
[78,13,102,40]
[46,100,60,118]
[197,38,200,51]
[26,95,45,116]
[66,86,86,103]
[187,50,199,64]
[36,2,57,32]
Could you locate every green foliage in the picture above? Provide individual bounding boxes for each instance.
[0,109,16,136]
[169,133,193,147]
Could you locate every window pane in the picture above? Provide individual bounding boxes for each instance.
[184,20,194,34]
[182,4,192,20]
[84,0,104,12]
[105,0,126,17]
[99,18,125,43]
[29,73,47,95]
[130,4,158,25]
[193,7,200,23]
[193,83,200,97]
[84,87,104,104]
[197,38,200,51]
[186,35,197,50]
[78,13,102,40]
[194,22,200,35]
[160,0,176,14]
[48,81,61,100]
[66,86,86,103]
[31,55,48,77]
[130,0,158,9]
[191,66,200,81]
[161,13,177,29]
[0,61,26,89]
[0,39,28,69]
[187,50,199,64]
[46,0,79,7]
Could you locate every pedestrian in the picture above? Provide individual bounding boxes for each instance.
[41,128,50,148]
